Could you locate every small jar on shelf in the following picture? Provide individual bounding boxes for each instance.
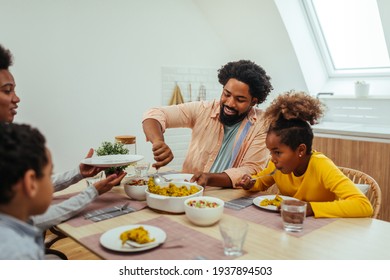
[115,135,137,154]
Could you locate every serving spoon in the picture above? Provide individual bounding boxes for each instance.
[152,171,173,185]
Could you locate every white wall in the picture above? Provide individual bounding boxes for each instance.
[1,0,307,173]
[194,0,307,100]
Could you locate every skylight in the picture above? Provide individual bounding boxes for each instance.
[304,0,390,76]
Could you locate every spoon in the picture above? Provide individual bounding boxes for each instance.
[125,237,183,248]
[125,240,159,248]
[152,172,173,185]
[250,169,277,182]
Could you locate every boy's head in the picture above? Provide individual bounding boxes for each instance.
[0,123,53,219]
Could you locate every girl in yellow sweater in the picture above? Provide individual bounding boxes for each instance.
[236,91,373,218]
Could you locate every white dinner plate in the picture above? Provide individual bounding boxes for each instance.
[100,224,166,252]
[163,173,194,182]
[252,195,299,212]
[81,154,144,167]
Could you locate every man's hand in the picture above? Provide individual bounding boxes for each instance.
[190,172,211,187]
[235,174,255,190]
[151,140,174,169]
[190,172,233,188]
[143,118,174,170]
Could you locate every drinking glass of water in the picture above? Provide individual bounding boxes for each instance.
[134,162,150,177]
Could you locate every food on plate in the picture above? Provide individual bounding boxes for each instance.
[186,199,220,208]
[120,226,155,245]
[260,194,283,207]
[147,177,200,197]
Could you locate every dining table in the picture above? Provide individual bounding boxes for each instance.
[54,173,390,260]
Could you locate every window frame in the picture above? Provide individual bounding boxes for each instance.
[302,0,390,78]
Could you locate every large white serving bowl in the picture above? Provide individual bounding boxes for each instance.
[123,177,148,201]
[145,181,203,213]
[184,196,224,226]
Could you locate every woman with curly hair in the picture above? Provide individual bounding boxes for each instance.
[0,44,20,123]
[236,91,373,218]
[143,60,273,188]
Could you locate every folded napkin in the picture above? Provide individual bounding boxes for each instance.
[84,205,135,222]
[224,197,254,210]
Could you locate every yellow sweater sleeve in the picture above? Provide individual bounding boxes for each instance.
[273,152,373,218]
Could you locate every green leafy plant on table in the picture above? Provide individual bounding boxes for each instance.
[96,141,129,176]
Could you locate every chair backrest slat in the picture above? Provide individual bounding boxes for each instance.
[338,166,382,219]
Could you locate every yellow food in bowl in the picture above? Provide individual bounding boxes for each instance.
[120,226,155,245]
[260,194,283,207]
[147,177,200,197]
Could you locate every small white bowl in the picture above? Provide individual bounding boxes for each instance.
[184,196,224,226]
[123,178,148,200]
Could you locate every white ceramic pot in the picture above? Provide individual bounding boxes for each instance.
[355,82,370,97]
[145,181,203,213]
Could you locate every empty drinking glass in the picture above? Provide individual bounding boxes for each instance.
[219,218,248,256]
[134,162,150,177]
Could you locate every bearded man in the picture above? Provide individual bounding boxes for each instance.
[142,60,273,188]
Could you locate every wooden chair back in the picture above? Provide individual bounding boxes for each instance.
[338,166,382,219]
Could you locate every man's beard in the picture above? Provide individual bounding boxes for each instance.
[219,104,250,126]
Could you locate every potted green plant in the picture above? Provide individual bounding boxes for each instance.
[96,141,129,176]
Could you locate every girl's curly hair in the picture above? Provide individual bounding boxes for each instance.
[264,91,326,153]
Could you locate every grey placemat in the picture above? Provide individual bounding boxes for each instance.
[52,191,147,227]
[224,196,255,210]
[79,216,244,260]
[84,205,136,222]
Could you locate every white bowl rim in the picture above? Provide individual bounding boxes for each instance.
[184,196,225,208]
[124,184,148,187]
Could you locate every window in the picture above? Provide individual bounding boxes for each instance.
[303,0,390,77]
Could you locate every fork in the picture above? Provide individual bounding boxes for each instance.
[85,202,130,219]
[250,169,277,182]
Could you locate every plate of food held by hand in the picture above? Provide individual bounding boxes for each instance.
[252,194,298,212]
